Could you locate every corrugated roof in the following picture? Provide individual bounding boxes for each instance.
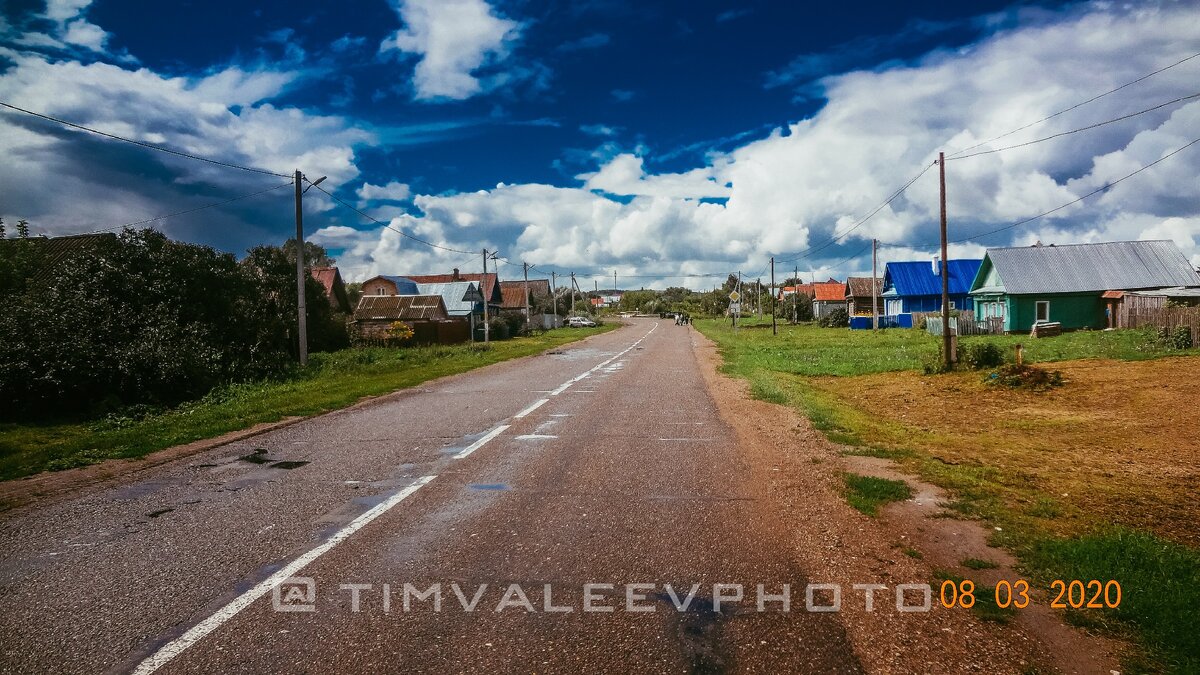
[980,240,1200,294]
[813,281,845,301]
[885,259,981,296]
[498,279,549,308]
[406,272,500,302]
[845,277,882,298]
[354,295,448,321]
[414,281,483,316]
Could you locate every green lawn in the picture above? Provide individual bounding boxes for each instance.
[0,325,616,482]
[698,319,1196,378]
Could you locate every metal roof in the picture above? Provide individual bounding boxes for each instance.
[978,240,1200,295]
[884,259,981,297]
[1129,286,1200,298]
[845,277,882,298]
[813,281,846,301]
[354,294,448,321]
[414,281,483,316]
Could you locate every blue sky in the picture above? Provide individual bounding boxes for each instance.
[1,0,1198,287]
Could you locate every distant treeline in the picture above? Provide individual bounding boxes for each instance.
[0,228,348,419]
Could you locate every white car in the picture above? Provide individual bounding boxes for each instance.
[567,316,597,327]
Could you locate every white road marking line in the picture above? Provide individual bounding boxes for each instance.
[132,475,437,675]
[454,425,511,460]
[550,323,657,396]
[657,438,714,442]
[513,398,549,419]
[515,434,558,440]
[549,414,571,417]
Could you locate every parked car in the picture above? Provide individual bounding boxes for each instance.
[567,316,597,327]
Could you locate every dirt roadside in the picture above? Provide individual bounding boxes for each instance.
[691,329,1126,674]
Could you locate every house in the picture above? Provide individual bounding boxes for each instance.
[498,279,550,316]
[310,266,351,314]
[844,277,884,316]
[881,258,982,316]
[352,295,469,344]
[361,275,420,297]
[811,281,845,319]
[777,283,815,301]
[414,281,485,336]
[405,269,502,310]
[969,240,1200,333]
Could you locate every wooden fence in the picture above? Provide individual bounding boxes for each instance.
[1124,305,1200,339]
[924,314,1004,336]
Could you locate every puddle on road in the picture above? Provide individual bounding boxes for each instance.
[269,461,309,470]
[468,483,512,491]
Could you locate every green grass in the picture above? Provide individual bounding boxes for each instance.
[1028,529,1200,673]
[962,557,1000,570]
[842,472,913,516]
[0,325,616,482]
[695,320,1197,378]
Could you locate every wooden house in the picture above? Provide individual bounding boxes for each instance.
[969,240,1200,332]
[881,258,982,316]
[844,277,883,316]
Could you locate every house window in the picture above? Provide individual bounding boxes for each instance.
[1035,300,1050,323]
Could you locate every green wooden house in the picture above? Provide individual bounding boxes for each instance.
[969,240,1200,332]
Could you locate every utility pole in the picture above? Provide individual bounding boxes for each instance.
[482,248,490,344]
[770,257,777,335]
[793,265,799,323]
[570,272,576,316]
[938,151,952,368]
[551,271,558,319]
[871,238,879,331]
[523,261,531,330]
[293,169,308,366]
[613,269,617,290]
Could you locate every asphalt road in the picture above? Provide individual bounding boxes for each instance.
[0,319,864,674]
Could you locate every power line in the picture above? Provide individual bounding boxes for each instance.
[305,181,477,256]
[774,160,936,265]
[948,91,1200,161]
[0,101,293,179]
[84,180,295,233]
[946,50,1200,158]
[949,136,1200,244]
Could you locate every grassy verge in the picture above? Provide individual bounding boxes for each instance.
[842,473,913,516]
[694,319,1200,672]
[0,325,616,481]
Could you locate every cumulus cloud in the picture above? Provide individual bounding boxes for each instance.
[380,0,521,101]
[327,2,1200,286]
[356,181,412,205]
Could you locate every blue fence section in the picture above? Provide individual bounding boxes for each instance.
[848,314,912,330]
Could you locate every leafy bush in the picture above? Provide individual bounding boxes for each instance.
[0,228,341,419]
[818,307,849,328]
[959,342,1005,370]
[985,363,1063,391]
[486,316,510,341]
[1165,326,1193,350]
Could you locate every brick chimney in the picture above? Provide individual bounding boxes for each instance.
[452,268,460,281]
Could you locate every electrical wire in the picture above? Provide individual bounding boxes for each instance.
[774,160,936,264]
[0,101,293,178]
[83,180,295,233]
[946,50,1200,158]
[948,91,1200,161]
[304,180,477,256]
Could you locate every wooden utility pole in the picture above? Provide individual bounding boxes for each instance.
[523,262,531,329]
[938,152,952,367]
[293,169,308,366]
[770,257,777,335]
[570,272,576,316]
[793,265,799,323]
[871,238,879,331]
[482,248,491,343]
[613,269,617,290]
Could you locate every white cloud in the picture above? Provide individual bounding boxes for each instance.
[330,2,1200,286]
[356,181,412,205]
[37,0,110,54]
[380,0,521,101]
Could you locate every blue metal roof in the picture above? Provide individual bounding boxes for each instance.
[884,259,981,297]
[380,275,419,295]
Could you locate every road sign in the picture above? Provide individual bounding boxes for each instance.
[728,290,740,302]
[729,301,741,315]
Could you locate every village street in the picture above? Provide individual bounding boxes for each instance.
[0,319,877,674]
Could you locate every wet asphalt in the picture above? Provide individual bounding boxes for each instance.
[0,319,863,674]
